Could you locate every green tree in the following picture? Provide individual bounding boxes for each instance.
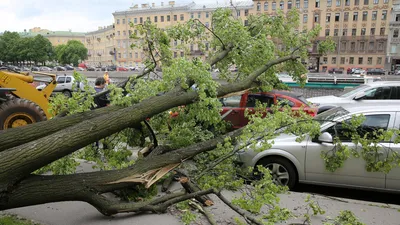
[55,40,87,66]
[31,34,53,65]
[0,9,370,225]
[0,31,21,64]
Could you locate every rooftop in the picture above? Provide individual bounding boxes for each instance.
[19,30,85,38]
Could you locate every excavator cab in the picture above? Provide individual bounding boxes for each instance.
[0,67,57,130]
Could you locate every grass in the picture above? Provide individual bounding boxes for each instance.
[0,215,39,225]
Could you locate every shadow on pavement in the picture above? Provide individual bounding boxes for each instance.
[293,184,400,206]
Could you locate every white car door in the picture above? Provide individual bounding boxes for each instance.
[305,113,395,189]
[55,77,66,92]
[385,112,400,190]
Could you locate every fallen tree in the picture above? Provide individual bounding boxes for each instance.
[0,8,341,224]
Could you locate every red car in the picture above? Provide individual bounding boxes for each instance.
[170,90,317,130]
[117,67,129,71]
[220,90,317,129]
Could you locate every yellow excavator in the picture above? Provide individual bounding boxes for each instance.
[0,68,57,130]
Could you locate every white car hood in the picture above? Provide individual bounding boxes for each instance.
[307,95,347,105]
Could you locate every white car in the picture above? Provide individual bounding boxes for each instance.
[36,75,84,97]
[307,81,400,113]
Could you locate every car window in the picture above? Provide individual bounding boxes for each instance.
[66,77,72,83]
[221,96,241,107]
[363,87,391,100]
[340,84,370,98]
[325,114,390,141]
[277,97,295,107]
[57,77,66,83]
[390,87,400,99]
[246,94,274,107]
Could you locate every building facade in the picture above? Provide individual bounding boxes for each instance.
[19,27,85,46]
[387,0,400,71]
[85,25,116,66]
[85,0,394,72]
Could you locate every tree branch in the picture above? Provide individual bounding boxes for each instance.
[193,19,225,49]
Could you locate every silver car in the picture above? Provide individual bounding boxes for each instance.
[238,104,400,192]
[307,81,400,113]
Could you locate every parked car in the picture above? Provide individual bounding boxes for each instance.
[8,66,21,71]
[54,66,66,71]
[117,66,129,71]
[107,65,117,71]
[307,81,400,113]
[31,66,40,71]
[64,65,74,71]
[350,68,366,75]
[366,68,385,75]
[20,66,30,71]
[76,67,85,71]
[86,66,96,71]
[40,66,53,71]
[36,74,84,97]
[328,68,344,74]
[237,104,400,192]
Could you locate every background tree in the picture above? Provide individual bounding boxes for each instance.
[55,40,87,66]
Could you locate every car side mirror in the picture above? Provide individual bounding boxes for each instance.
[354,92,365,100]
[318,132,333,143]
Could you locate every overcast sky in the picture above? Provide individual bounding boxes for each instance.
[0,0,230,33]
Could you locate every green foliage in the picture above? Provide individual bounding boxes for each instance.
[0,32,53,64]
[324,210,365,225]
[54,40,88,66]
[0,215,39,225]
[303,195,326,224]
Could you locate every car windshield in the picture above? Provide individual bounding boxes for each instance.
[339,84,370,98]
[314,107,349,125]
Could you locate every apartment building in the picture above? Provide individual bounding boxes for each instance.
[85,25,116,66]
[387,0,400,71]
[19,27,85,46]
[111,1,253,67]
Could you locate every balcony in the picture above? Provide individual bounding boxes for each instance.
[390,21,400,28]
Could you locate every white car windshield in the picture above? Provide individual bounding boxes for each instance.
[314,107,349,126]
[339,84,370,98]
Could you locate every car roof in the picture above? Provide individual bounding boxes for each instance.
[269,90,304,98]
[364,81,400,87]
[340,103,400,114]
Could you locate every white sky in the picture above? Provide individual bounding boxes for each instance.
[0,0,227,33]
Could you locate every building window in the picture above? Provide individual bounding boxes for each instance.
[315,0,320,7]
[272,2,276,10]
[180,52,184,57]
[129,52,132,58]
[280,1,284,9]
[372,11,377,20]
[257,2,261,11]
[340,57,345,64]
[394,29,399,38]
[288,1,292,9]
[174,52,177,58]
[361,28,366,36]
[262,2,267,11]
[332,57,337,64]
[384,0,388,3]
[304,0,308,8]
[351,42,356,51]
[378,42,384,51]
[362,11,368,21]
[353,12,358,21]
[117,19,120,24]
[359,57,363,64]
[140,17,143,23]
[244,20,248,26]
[343,29,348,36]
[377,57,382,64]
[128,30,132,36]
[334,29,339,36]
[134,18,137,23]
[355,0,360,5]
[367,57,372,64]
[174,15,177,21]
[123,31,126,36]
[345,0,350,5]
[380,28,385,35]
[336,0,341,6]
[341,41,347,51]
[198,12,201,18]
[344,12,349,21]
[122,19,125,24]
[128,18,131,23]
[335,13,340,22]
[314,14,319,22]
[191,13,194,18]
[237,10,241,16]
[349,57,354,64]
[326,13,331,22]
[167,15,171,21]
[371,28,375,35]
[180,14,184,21]
[174,40,177,46]
[303,14,308,23]
[323,57,328,64]
[205,22,209,28]
[206,12,209,18]
[360,42,365,51]
[135,52,138,58]
[364,0,369,5]
[117,31,120,36]
[382,10,387,20]
[325,29,330,36]
[373,0,379,3]
[154,16,158,22]
[369,42,374,50]
[296,0,300,8]
[396,14,400,21]
[161,16,164,22]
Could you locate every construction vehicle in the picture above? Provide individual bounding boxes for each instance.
[0,68,57,130]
